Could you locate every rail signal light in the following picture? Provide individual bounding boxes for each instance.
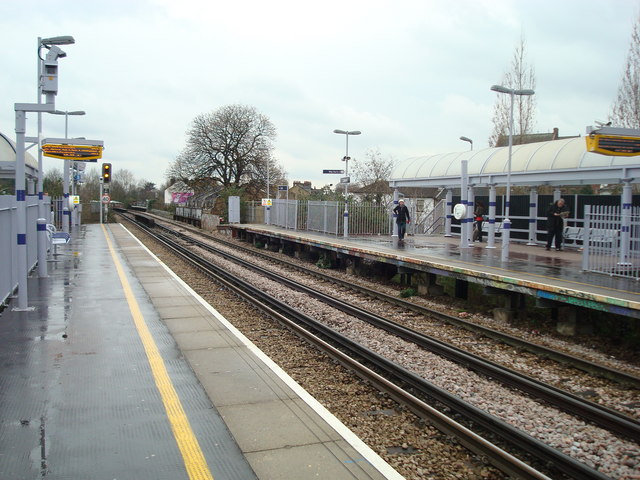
[102,163,112,183]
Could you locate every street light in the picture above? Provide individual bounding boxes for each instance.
[459,136,473,150]
[51,110,86,232]
[490,84,535,262]
[333,129,361,238]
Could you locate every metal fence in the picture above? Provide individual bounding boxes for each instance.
[0,195,50,304]
[244,199,401,236]
[582,205,640,280]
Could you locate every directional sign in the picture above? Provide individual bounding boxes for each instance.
[323,169,344,174]
[42,143,103,161]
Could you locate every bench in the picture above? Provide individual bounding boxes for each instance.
[563,226,583,246]
[481,221,503,236]
[46,224,71,255]
[562,226,618,247]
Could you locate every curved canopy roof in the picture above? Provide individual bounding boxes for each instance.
[389,137,639,189]
[0,131,39,180]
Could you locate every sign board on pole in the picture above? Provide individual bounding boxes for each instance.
[323,169,344,174]
[340,176,350,184]
[41,138,104,162]
[277,185,288,191]
[70,195,80,205]
[101,195,111,204]
[261,198,272,206]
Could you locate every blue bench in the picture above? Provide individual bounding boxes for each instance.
[46,224,71,255]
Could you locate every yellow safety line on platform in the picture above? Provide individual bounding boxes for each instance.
[102,224,214,480]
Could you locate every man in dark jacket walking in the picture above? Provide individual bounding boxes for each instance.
[546,198,569,251]
[393,199,411,240]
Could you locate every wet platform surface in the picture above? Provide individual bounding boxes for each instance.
[0,223,399,480]
[235,225,640,317]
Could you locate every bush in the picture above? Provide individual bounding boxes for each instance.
[400,288,417,298]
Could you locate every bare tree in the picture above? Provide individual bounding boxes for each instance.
[168,105,278,192]
[489,36,537,147]
[609,15,640,128]
[350,148,397,204]
[351,147,396,186]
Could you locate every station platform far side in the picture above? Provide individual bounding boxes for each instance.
[231,224,640,319]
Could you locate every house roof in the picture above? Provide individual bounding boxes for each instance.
[389,137,640,189]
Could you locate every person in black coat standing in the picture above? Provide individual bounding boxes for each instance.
[546,198,569,251]
[393,199,411,241]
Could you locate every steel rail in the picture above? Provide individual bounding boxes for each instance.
[207,226,640,388]
[152,220,640,442]
[120,215,613,480]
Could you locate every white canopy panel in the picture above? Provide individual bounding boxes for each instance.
[389,137,640,189]
[0,131,39,180]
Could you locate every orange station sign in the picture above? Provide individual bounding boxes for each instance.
[42,143,104,161]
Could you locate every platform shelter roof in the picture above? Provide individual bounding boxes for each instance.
[0,131,39,180]
[389,137,640,190]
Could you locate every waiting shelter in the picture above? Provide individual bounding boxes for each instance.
[389,135,640,278]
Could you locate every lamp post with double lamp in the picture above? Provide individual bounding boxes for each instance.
[51,110,85,233]
[333,129,361,238]
[490,84,535,262]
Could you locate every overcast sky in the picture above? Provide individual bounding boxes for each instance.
[1,0,638,191]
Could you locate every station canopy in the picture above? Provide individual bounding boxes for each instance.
[389,137,640,190]
[0,131,38,180]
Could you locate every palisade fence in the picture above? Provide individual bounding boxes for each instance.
[0,195,51,305]
[582,205,640,280]
[243,199,414,236]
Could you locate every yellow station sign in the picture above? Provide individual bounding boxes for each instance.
[586,134,640,156]
[42,143,104,161]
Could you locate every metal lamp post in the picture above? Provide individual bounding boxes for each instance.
[459,136,473,150]
[51,110,85,233]
[333,129,361,238]
[459,136,473,247]
[490,84,535,262]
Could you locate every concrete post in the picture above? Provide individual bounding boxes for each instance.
[392,189,399,247]
[14,109,29,310]
[620,178,632,266]
[467,186,475,246]
[527,188,537,245]
[444,189,453,237]
[487,184,497,249]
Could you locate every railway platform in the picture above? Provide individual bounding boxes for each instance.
[0,223,400,480]
[231,224,640,322]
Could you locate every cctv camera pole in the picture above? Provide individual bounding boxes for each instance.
[12,36,72,309]
[35,37,48,278]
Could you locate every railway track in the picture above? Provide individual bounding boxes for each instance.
[168,219,640,389]
[118,211,635,479]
